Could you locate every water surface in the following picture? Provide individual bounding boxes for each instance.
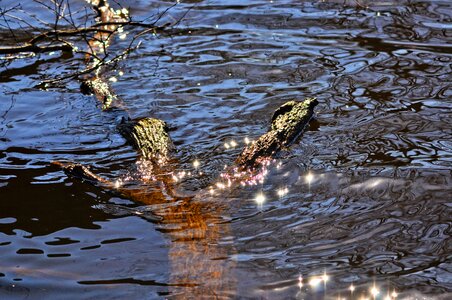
[1,0,451,299]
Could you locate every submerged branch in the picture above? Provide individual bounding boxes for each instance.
[56,98,319,191]
[236,98,318,167]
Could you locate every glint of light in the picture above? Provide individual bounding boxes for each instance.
[230,140,237,147]
[118,71,124,76]
[224,142,230,149]
[322,272,329,282]
[193,159,200,169]
[244,137,250,145]
[391,291,398,298]
[305,172,314,184]
[370,286,379,297]
[109,76,118,82]
[384,296,392,300]
[114,179,122,189]
[349,284,355,293]
[309,277,322,288]
[277,187,288,197]
[298,275,303,289]
[119,33,127,40]
[255,193,266,205]
[216,182,225,189]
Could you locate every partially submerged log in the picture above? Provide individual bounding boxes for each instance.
[236,98,318,167]
[56,98,318,187]
[117,117,175,161]
[52,161,110,186]
[80,77,118,109]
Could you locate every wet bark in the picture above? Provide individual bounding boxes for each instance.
[117,117,175,161]
[236,97,318,167]
[55,98,318,185]
[80,78,118,110]
[42,2,318,298]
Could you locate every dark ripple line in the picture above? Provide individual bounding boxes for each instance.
[78,277,197,287]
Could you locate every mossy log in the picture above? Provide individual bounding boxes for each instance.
[80,77,117,110]
[236,98,318,167]
[56,98,317,185]
[117,117,175,161]
[51,118,177,192]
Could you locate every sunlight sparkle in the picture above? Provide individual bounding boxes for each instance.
[114,179,122,189]
[370,285,379,297]
[255,193,266,205]
[193,160,200,168]
[277,187,288,197]
[309,277,322,288]
[305,172,314,184]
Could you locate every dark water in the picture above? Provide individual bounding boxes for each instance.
[1,0,451,299]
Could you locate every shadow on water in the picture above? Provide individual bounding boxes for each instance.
[0,0,451,299]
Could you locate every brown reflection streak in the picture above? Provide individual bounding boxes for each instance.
[79,1,236,297]
[117,170,236,299]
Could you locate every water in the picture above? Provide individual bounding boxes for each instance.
[1,0,451,299]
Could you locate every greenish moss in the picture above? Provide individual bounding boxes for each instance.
[117,117,174,161]
[270,97,318,145]
[236,98,318,167]
[80,77,117,110]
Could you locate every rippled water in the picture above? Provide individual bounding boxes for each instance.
[1,0,451,299]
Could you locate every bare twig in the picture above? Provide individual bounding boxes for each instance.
[1,0,181,87]
[37,40,138,88]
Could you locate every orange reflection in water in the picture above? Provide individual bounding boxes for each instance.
[114,160,239,298]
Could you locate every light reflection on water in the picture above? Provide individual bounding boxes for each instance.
[1,0,451,299]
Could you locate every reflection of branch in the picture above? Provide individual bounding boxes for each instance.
[1,5,22,42]
[0,22,166,56]
[37,42,137,88]
[0,0,188,90]
[0,43,73,55]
